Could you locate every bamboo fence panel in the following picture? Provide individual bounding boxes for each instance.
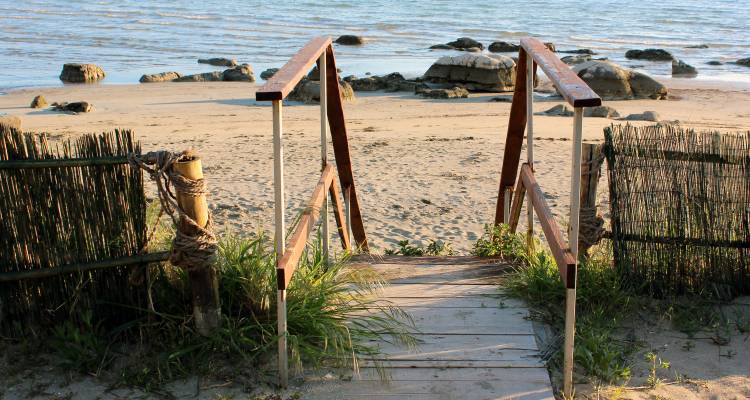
[0,127,148,336]
[604,124,750,297]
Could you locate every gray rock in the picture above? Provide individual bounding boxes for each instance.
[173,71,224,82]
[424,53,516,92]
[335,35,364,45]
[488,41,519,53]
[429,44,455,50]
[59,63,105,83]
[446,37,484,50]
[288,78,354,103]
[685,44,709,49]
[706,60,723,66]
[538,104,574,116]
[416,86,469,99]
[198,58,237,67]
[623,111,660,122]
[348,72,423,92]
[625,49,674,61]
[736,57,750,67]
[672,59,697,76]
[260,68,279,80]
[51,101,93,113]
[559,49,595,55]
[583,105,620,118]
[350,76,381,91]
[30,95,48,109]
[222,64,255,82]
[139,71,182,83]
[306,66,343,81]
[572,60,668,100]
[561,55,592,65]
[544,42,556,52]
[0,115,21,131]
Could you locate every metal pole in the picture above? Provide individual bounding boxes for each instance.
[525,53,534,249]
[563,107,584,398]
[319,53,330,264]
[272,100,288,388]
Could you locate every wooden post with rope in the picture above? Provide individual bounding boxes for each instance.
[577,143,605,259]
[172,152,221,336]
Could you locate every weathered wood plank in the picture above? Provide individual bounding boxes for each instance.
[255,36,331,101]
[372,297,524,308]
[329,177,351,250]
[376,333,539,355]
[376,283,504,298]
[364,306,533,335]
[509,175,526,232]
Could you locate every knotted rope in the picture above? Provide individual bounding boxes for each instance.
[129,151,218,271]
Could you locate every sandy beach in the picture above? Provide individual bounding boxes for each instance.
[2,79,750,254]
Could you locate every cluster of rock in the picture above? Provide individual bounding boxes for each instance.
[573,60,667,100]
[59,64,106,83]
[197,57,237,67]
[288,67,354,103]
[430,37,554,54]
[344,72,425,92]
[625,48,699,77]
[537,104,658,121]
[423,53,516,92]
[51,101,93,113]
[140,64,255,83]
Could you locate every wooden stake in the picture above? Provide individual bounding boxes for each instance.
[579,143,603,257]
[173,155,220,336]
[320,53,330,264]
[526,52,535,251]
[272,100,289,388]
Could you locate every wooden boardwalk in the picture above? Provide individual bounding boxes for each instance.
[304,256,554,400]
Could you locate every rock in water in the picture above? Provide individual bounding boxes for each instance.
[260,68,279,80]
[544,42,556,52]
[429,44,455,50]
[559,48,595,54]
[30,95,48,108]
[335,35,364,45]
[446,37,484,50]
[685,44,709,49]
[222,64,255,82]
[572,60,667,100]
[706,60,723,66]
[197,58,237,67]
[561,55,592,65]
[736,57,750,67]
[288,78,354,103]
[584,105,620,118]
[424,54,516,92]
[173,72,224,82]
[59,63,105,83]
[672,59,697,76]
[139,72,182,83]
[416,86,469,99]
[488,41,519,53]
[623,111,660,122]
[0,115,21,131]
[51,101,93,113]
[625,49,674,61]
[537,104,574,116]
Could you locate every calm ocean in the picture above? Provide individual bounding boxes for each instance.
[1,0,749,90]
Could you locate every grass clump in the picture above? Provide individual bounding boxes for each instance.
[384,239,455,256]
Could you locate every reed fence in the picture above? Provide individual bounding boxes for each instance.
[604,124,750,297]
[0,127,158,336]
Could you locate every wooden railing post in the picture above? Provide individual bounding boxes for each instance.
[272,100,288,388]
[525,52,535,251]
[319,53,330,264]
[173,155,221,337]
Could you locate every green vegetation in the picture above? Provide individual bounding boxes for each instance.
[384,239,455,256]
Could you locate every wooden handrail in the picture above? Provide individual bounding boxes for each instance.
[520,38,601,108]
[256,36,332,101]
[277,164,336,289]
[519,164,576,288]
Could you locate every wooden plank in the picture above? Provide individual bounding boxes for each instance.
[358,359,545,368]
[363,305,533,335]
[520,164,577,287]
[277,164,335,289]
[372,296,524,308]
[377,283,503,298]
[359,261,508,284]
[325,44,368,251]
[495,47,533,225]
[508,174,526,232]
[376,333,539,355]
[255,36,331,101]
[329,177,351,250]
[521,37,601,108]
[367,348,541,363]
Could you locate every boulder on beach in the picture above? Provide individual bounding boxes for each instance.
[623,111,660,122]
[222,64,255,82]
[625,49,674,61]
[348,72,424,92]
[672,59,697,76]
[488,41,519,53]
[424,53,516,92]
[416,86,469,99]
[559,48,595,55]
[537,104,573,117]
[0,115,21,131]
[446,37,484,50]
[584,105,620,118]
[198,58,237,67]
[306,66,343,81]
[173,71,224,82]
[736,57,750,67]
[260,68,279,80]
[561,55,592,65]
[572,60,667,100]
[30,95,48,109]
[59,63,105,83]
[139,71,182,83]
[51,101,93,113]
[288,77,354,103]
[335,35,364,45]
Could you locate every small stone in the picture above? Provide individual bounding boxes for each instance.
[685,44,709,49]
[623,111,660,122]
[173,71,224,82]
[139,71,182,83]
[30,95,48,108]
[59,63,105,83]
[416,86,469,99]
[260,68,279,80]
[222,64,255,82]
[561,55,592,65]
[430,44,455,50]
[51,101,93,113]
[736,57,750,67]
[672,59,697,76]
[559,48,596,55]
[584,105,620,118]
[706,60,723,66]
[335,35,364,45]
[446,37,484,50]
[538,104,574,116]
[625,49,674,61]
[544,42,556,52]
[197,58,237,67]
[488,41,519,53]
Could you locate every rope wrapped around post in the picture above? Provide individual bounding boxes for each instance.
[129,150,221,335]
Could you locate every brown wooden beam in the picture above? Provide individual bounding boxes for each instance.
[508,175,526,233]
[255,36,332,101]
[277,165,335,290]
[325,45,368,251]
[329,176,352,251]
